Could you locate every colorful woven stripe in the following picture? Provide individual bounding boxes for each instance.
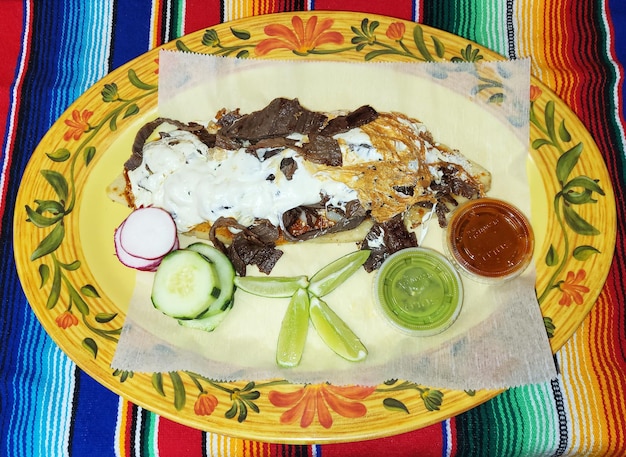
[1,0,625,455]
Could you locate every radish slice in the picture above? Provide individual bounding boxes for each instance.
[119,207,178,260]
[114,224,163,271]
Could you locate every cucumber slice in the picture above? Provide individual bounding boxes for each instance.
[178,309,231,332]
[185,242,235,314]
[151,250,219,319]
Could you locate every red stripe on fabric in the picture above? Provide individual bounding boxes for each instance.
[123,402,136,457]
[322,423,444,457]
[311,0,414,22]
[0,0,28,234]
[157,417,204,457]
[184,0,223,33]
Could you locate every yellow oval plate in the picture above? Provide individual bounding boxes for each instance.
[14,11,616,444]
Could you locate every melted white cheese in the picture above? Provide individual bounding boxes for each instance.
[128,130,361,232]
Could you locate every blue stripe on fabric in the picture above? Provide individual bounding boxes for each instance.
[110,0,154,70]
[1,2,119,456]
[69,370,120,456]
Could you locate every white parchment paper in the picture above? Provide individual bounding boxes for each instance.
[111,52,557,390]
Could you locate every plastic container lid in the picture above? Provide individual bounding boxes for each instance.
[445,198,534,283]
[374,247,463,336]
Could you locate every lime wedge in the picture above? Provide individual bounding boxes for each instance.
[308,250,371,297]
[234,275,309,298]
[276,288,310,368]
[309,295,367,362]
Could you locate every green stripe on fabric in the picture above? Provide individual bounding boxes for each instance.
[456,384,563,456]
[422,0,510,57]
[140,409,159,457]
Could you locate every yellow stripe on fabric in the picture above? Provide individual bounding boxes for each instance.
[149,0,162,49]
[223,0,255,22]
[115,399,130,457]
[585,290,626,455]
[559,289,626,457]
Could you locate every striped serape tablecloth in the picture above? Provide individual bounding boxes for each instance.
[1,1,625,456]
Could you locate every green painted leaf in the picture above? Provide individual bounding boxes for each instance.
[556,142,583,185]
[573,245,601,260]
[237,401,248,422]
[545,244,559,266]
[25,205,61,228]
[34,199,65,215]
[563,204,600,236]
[532,138,552,150]
[128,69,157,90]
[31,222,64,260]
[544,316,556,338]
[46,264,62,309]
[230,27,250,40]
[69,285,90,316]
[101,83,119,102]
[38,264,50,287]
[152,372,165,396]
[41,170,69,203]
[558,119,571,142]
[176,40,192,52]
[236,50,250,58]
[383,398,409,413]
[95,312,118,323]
[562,188,595,205]
[109,115,118,132]
[225,403,237,420]
[364,49,395,61]
[169,371,186,410]
[84,146,96,166]
[563,176,605,196]
[432,36,445,58]
[413,25,433,61]
[61,260,81,271]
[465,390,476,396]
[544,100,556,142]
[81,284,100,298]
[488,93,505,105]
[368,20,380,34]
[47,148,71,162]
[123,104,140,119]
[82,338,98,359]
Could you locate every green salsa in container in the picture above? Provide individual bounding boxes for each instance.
[374,247,463,336]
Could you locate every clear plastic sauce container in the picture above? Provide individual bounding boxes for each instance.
[374,247,463,336]
[445,198,534,282]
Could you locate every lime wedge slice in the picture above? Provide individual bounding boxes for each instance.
[308,250,371,297]
[276,288,310,368]
[234,275,309,298]
[309,295,368,362]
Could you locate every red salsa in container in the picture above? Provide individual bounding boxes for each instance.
[445,198,534,282]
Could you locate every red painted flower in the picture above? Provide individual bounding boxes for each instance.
[194,393,218,416]
[530,85,542,102]
[56,311,79,329]
[255,15,344,56]
[558,269,590,306]
[386,22,406,41]
[268,383,375,429]
[64,109,93,141]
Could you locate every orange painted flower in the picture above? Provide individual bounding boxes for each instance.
[268,383,375,429]
[530,85,542,102]
[558,269,590,306]
[194,393,218,416]
[56,311,79,329]
[255,15,344,56]
[386,22,406,41]
[64,109,93,141]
